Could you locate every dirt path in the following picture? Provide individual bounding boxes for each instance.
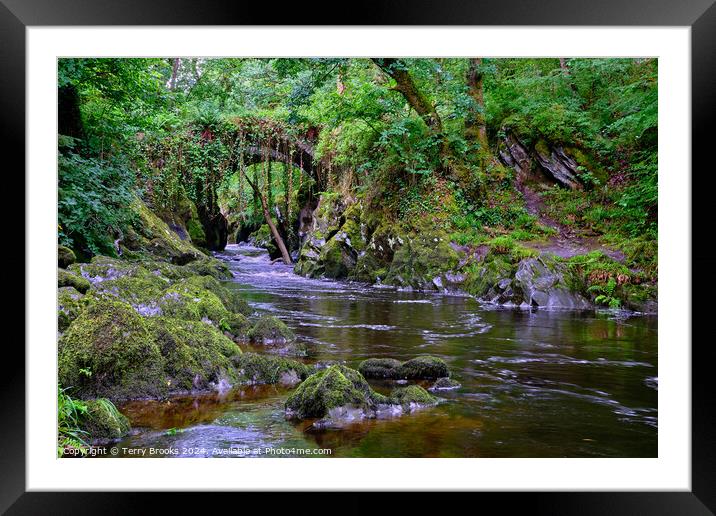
[516,180,626,263]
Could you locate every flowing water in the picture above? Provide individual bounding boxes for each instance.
[109,243,657,458]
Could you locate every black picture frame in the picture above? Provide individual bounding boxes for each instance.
[2,0,714,512]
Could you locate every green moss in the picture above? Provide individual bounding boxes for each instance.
[58,268,91,294]
[184,275,251,315]
[397,356,450,380]
[358,358,402,379]
[92,275,168,311]
[58,297,166,400]
[123,197,205,264]
[385,229,460,289]
[58,245,76,268]
[388,385,438,407]
[248,315,295,344]
[183,258,232,280]
[285,365,377,419]
[80,399,131,440]
[58,286,86,333]
[148,316,241,391]
[249,224,277,256]
[159,279,230,325]
[233,353,310,386]
[221,312,251,340]
[186,200,207,248]
[68,256,153,284]
[462,254,515,298]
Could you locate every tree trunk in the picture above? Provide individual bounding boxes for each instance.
[465,58,489,150]
[371,58,450,161]
[169,58,181,90]
[243,170,292,264]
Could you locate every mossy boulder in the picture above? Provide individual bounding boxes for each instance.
[183,257,232,280]
[233,353,311,386]
[58,286,86,333]
[148,317,241,392]
[285,365,380,420]
[158,279,231,325]
[397,356,450,380]
[358,356,451,380]
[91,275,168,316]
[248,315,295,344]
[58,297,166,400]
[184,275,251,315]
[388,385,438,408]
[358,358,402,379]
[428,377,461,391]
[80,399,131,440]
[58,268,91,294]
[58,245,76,268]
[223,312,251,340]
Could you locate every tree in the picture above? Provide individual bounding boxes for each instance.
[465,58,489,150]
[371,58,451,164]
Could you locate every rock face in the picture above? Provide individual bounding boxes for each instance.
[499,132,591,190]
[513,257,591,309]
[294,194,460,288]
[458,250,591,309]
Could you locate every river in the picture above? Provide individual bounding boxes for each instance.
[109,243,657,458]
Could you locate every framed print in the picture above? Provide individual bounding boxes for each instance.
[3,0,715,511]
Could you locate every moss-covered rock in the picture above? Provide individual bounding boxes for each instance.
[385,229,460,289]
[248,224,278,258]
[158,279,231,325]
[80,399,131,440]
[58,286,86,333]
[222,312,251,340]
[58,297,166,400]
[428,377,461,391]
[91,275,168,316]
[184,275,251,315]
[120,197,206,264]
[397,356,450,380]
[233,353,311,386]
[58,245,76,268]
[248,315,295,344]
[285,365,379,419]
[183,257,232,280]
[388,385,438,407]
[148,316,241,392]
[358,356,451,380]
[358,358,402,379]
[68,256,152,285]
[58,268,91,294]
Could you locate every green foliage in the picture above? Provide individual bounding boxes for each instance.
[57,385,89,457]
[58,151,136,257]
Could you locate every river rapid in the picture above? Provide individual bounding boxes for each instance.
[109,243,657,458]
